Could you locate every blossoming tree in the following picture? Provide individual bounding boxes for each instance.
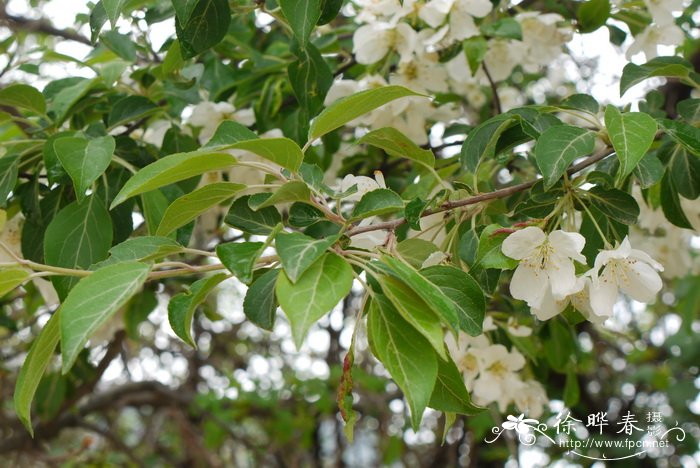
[1,0,699,464]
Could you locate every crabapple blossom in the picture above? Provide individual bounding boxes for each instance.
[501,227,586,313]
[339,171,386,202]
[587,237,664,319]
[352,22,418,65]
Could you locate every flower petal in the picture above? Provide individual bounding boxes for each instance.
[510,263,549,308]
[620,260,663,302]
[502,226,545,260]
[531,287,568,320]
[547,253,581,299]
[548,230,586,263]
[589,270,618,319]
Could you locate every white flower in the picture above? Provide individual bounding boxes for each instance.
[446,332,489,388]
[355,0,416,23]
[530,276,602,323]
[502,227,586,312]
[643,0,686,26]
[506,317,532,337]
[188,101,255,141]
[419,0,492,40]
[513,380,548,419]
[339,170,386,202]
[626,23,685,60]
[587,237,664,319]
[390,50,449,94]
[352,22,418,65]
[472,344,526,411]
[516,13,572,72]
[483,39,524,81]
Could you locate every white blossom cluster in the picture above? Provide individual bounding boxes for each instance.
[324,0,575,144]
[447,320,548,418]
[501,226,666,322]
[625,0,688,60]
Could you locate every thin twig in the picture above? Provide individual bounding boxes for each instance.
[482,63,502,115]
[347,147,613,237]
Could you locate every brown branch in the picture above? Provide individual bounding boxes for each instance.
[347,147,614,237]
[482,63,502,115]
[0,8,91,45]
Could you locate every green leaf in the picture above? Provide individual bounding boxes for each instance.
[100,30,136,61]
[108,95,158,128]
[560,93,600,114]
[14,312,60,435]
[279,0,321,47]
[249,181,311,210]
[289,202,324,227]
[156,182,245,236]
[60,262,150,373]
[54,136,115,203]
[577,0,611,33]
[564,368,580,407]
[678,99,700,124]
[216,241,264,284]
[288,44,333,116]
[229,138,305,172]
[44,196,113,300]
[475,224,518,270]
[535,125,595,190]
[0,84,46,114]
[378,275,447,360]
[175,0,231,59]
[604,106,657,182]
[633,153,664,189]
[172,0,199,25]
[224,195,281,235]
[660,171,692,228]
[620,56,693,96]
[359,127,435,169]
[350,189,404,221]
[367,295,437,430]
[658,118,700,156]
[380,257,460,332]
[110,150,238,208]
[396,238,439,269]
[670,146,700,199]
[309,86,423,142]
[90,2,108,42]
[480,18,522,40]
[429,357,482,415]
[203,120,258,148]
[97,236,182,267]
[47,78,95,124]
[276,253,353,348]
[586,186,640,225]
[318,0,343,25]
[461,115,517,172]
[421,266,485,336]
[102,0,125,27]
[275,232,338,283]
[462,36,488,75]
[0,268,30,296]
[243,269,279,330]
[0,154,19,206]
[405,198,428,231]
[168,273,228,347]
[544,319,574,371]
